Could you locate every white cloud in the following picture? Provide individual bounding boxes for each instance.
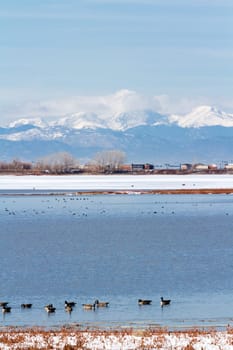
[153,95,213,115]
[1,90,159,122]
[1,90,233,126]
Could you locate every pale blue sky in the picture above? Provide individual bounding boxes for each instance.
[0,0,232,122]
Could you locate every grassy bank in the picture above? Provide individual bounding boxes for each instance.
[1,326,233,349]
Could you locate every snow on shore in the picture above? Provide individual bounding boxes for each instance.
[1,328,233,349]
[0,174,233,191]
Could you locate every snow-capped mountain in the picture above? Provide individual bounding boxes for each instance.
[1,128,64,142]
[1,105,233,163]
[4,105,233,132]
[9,118,48,129]
[52,112,103,130]
[39,110,167,131]
[170,106,233,128]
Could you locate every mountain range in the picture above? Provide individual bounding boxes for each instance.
[1,105,233,164]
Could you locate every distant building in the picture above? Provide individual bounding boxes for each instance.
[131,163,154,171]
[225,164,233,170]
[144,163,154,170]
[180,163,193,171]
[208,164,218,170]
[131,164,144,171]
[119,164,132,172]
[193,163,209,171]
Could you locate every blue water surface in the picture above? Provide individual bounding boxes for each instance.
[0,193,233,329]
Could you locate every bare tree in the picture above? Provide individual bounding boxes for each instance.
[93,150,126,173]
[36,152,78,173]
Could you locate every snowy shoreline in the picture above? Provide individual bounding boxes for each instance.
[1,174,233,192]
[1,327,233,349]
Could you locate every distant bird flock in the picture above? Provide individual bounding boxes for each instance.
[0,297,171,314]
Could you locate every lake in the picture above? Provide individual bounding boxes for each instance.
[1,193,233,329]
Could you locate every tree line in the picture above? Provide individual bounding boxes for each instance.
[0,150,127,174]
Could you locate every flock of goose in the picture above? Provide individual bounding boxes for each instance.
[138,297,171,307]
[1,196,181,219]
[0,302,33,314]
[43,300,109,313]
[0,297,171,314]
[44,299,111,313]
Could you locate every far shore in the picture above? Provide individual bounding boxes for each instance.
[1,188,233,196]
[50,188,233,195]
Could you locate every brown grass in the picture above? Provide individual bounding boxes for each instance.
[73,188,233,196]
[2,188,233,198]
[0,326,232,349]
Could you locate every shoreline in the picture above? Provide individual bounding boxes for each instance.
[1,188,233,196]
[1,174,233,193]
[72,188,233,195]
[0,326,233,349]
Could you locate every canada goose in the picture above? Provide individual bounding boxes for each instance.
[44,304,56,313]
[65,300,76,308]
[21,303,32,309]
[138,299,152,305]
[160,297,171,306]
[0,302,8,307]
[2,306,11,313]
[82,303,95,310]
[95,300,109,307]
[65,305,73,313]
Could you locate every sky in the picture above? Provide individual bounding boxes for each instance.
[0,0,232,124]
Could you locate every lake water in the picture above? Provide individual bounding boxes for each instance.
[1,193,233,329]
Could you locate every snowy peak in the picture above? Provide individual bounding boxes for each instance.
[3,105,233,135]
[108,110,168,130]
[9,118,47,129]
[1,103,233,163]
[170,106,233,128]
[52,110,167,131]
[52,112,105,130]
